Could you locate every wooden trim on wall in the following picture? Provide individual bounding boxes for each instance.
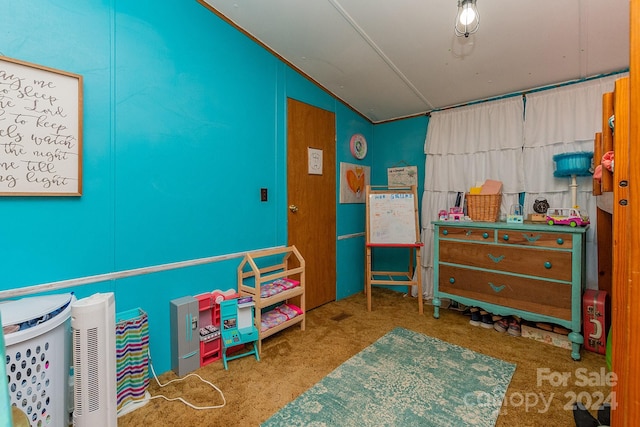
[611,1,640,425]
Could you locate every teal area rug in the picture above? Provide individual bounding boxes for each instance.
[262,327,516,427]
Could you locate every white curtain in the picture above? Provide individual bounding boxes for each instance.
[523,74,625,289]
[420,97,525,298]
[420,73,626,298]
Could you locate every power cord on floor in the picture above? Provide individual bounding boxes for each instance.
[148,352,226,410]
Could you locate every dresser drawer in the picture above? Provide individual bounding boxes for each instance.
[438,226,494,242]
[439,265,572,321]
[439,240,572,282]
[496,229,573,249]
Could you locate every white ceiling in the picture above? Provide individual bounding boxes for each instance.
[201,0,629,123]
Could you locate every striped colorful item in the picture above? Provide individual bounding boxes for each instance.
[115,308,150,414]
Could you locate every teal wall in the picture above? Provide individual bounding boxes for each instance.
[369,117,429,278]
[373,116,429,209]
[0,0,427,374]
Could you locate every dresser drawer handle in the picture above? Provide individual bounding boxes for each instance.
[442,229,449,236]
[466,230,472,236]
[488,254,505,263]
[502,234,509,241]
[489,282,505,293]
[556,238,564,245]
[544,261,552,269]
[449,277,455,284]
[482,232,489,239]
[523,234,541,243]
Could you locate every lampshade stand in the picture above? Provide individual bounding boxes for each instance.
[552,151,593,209]
[569,174,578,208]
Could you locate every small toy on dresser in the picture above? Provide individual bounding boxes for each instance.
[545,207,590,227]
[507,204,524,223]
[448,206,465,221]
[437,207,471,222]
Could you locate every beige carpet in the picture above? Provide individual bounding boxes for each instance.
[118,287,610,427]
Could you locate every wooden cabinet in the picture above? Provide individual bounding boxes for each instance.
[432,221,587,360]
[237,246,305,354]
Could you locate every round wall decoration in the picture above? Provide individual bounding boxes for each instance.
[350,133,367,159]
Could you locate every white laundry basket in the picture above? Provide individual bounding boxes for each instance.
[1,293,75,427]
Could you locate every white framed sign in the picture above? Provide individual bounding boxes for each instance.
[0,56,83,196]
[387,166,417,188]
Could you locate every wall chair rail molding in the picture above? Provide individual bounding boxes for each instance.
[0,55,83,196]
[0,246,284,300]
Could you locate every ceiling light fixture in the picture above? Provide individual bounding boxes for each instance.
[455,0,479,38]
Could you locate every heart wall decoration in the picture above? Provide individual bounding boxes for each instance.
[339,162,370,204]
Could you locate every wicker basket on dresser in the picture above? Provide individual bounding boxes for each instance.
[432,221,588,360]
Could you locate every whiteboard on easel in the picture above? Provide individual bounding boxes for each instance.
[366,186,419,244]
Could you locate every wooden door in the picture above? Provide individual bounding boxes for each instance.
[286,98,336,310]
[612,0,640,424]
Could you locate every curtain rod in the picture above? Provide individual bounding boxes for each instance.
[425,69,629,116]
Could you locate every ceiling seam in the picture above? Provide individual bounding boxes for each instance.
[579,0,588,78]
[328,0,435,110]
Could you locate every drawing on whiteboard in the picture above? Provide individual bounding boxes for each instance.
[368,192,417,244]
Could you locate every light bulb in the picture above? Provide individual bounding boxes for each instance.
[459,6,476,25]
[454,0,479,38]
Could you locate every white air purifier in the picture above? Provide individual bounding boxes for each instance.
[71,293,117,427]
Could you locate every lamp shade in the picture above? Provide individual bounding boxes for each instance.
[552,152,593,177]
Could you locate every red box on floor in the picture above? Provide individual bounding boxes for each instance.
[582,289,609,354]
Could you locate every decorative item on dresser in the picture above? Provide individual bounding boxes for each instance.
[432,221,588,360]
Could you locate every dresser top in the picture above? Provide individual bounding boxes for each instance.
[432,220,589,234]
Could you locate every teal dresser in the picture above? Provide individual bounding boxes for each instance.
[432,221,588,360]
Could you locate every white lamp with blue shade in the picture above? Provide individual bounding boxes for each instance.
[552,151,594,208]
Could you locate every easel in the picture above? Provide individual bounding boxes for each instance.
[365,185,423,314]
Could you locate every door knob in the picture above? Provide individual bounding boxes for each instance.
[289,204,298,213]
